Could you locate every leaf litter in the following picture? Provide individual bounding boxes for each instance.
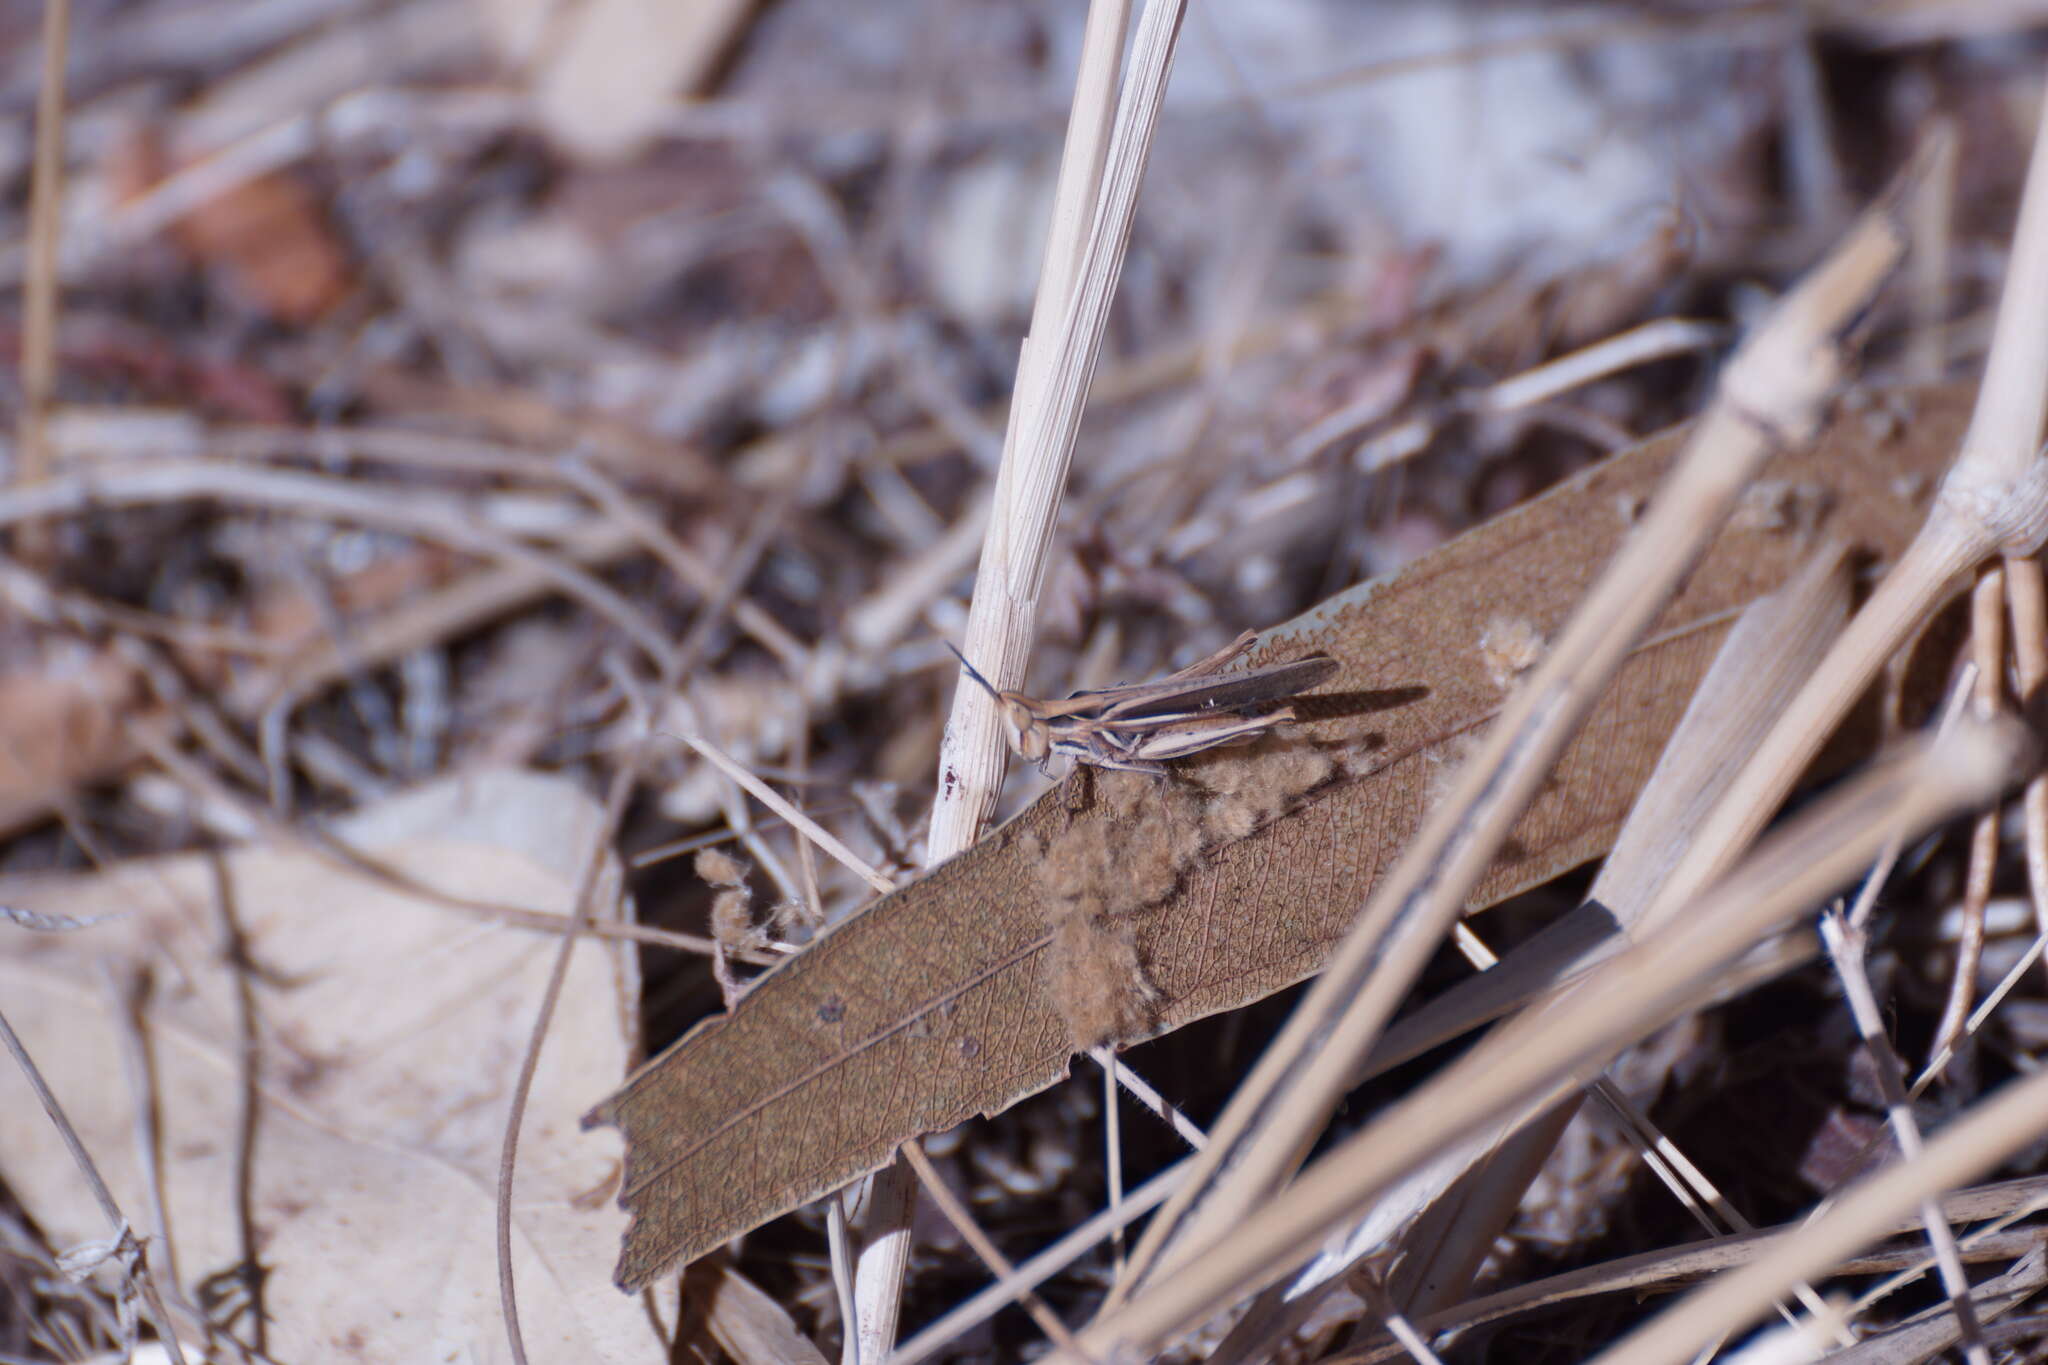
[0,772,673,1363]
[7,2,2048,1362]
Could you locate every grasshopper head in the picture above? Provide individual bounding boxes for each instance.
[1000,697,1050,762]
[946,640,1048,762]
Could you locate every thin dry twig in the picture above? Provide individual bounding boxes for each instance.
[886,1157,1191,1365]
[496,700,643,1365]
[2006,554,2048,991]
[0,461,678,673]
[204,852,270,1359]
[1819,909,1988,1363]
[0,1004,191,1365]
[14,0,73,562]
[123,722,744,958]
[96,963,191,1342]
[895,1143,1084,1357]
[671,731,894,897]
[1932,568,2007,1062]
[1287,316,1724,470]
[556,459,811,678]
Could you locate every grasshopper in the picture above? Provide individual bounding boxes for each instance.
[946,631,1339,777]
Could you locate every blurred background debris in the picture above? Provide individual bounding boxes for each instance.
[6,0,2048,1360]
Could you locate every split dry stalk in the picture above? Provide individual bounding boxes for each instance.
[1066,715,2027,1361]
[925,0,1167,854]
[1111,175,1912,1307]
[852,1,1145,1356]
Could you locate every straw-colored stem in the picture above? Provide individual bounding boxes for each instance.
[1112,196,1908,1302]
[854,3,1148,1357]
[1068,718,2022,1361]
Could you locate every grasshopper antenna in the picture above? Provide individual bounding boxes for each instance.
[943,640,1003,700]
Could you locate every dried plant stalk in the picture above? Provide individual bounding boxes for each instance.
[1386,546,1857,1314]
[1113,171,1913,1306]
[1636,104,2048,936]
[1201,546,1854,1362]
[926,0,1174,854]
[1070,716,2027,1361]
[854,1,1149,1356]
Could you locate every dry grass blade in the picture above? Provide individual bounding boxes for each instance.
[1068,714,2030,1360]
[1337,1179,2048,1362]
[1111,161,1915,1305]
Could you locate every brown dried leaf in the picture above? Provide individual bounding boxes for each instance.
[590,382,1974,1289]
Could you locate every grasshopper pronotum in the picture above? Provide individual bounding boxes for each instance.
[946,631,1339,776]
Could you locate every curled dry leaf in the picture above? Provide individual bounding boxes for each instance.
[0,772,673,1364]
[591,381,1977,1289]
